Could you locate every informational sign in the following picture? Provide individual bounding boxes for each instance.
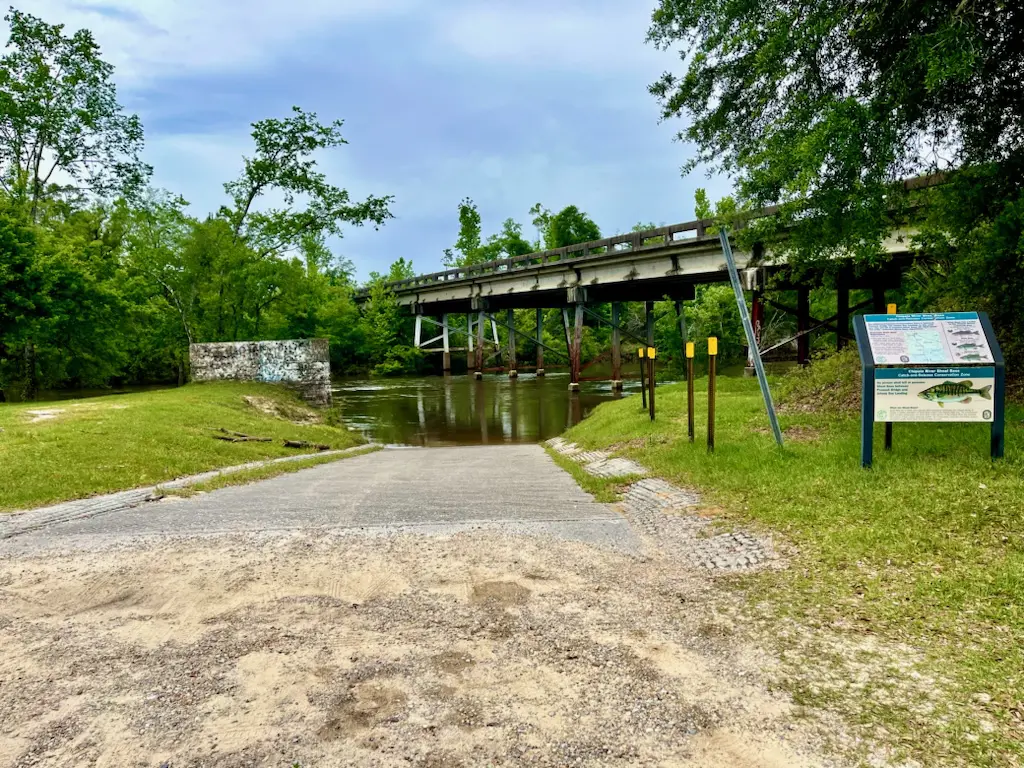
[864,312,994,365]
[853,311,1005,468]
[874,367,995,423]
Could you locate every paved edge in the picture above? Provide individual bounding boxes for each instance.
[0,444,377,540]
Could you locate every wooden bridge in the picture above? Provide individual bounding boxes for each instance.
[360,214,915,389]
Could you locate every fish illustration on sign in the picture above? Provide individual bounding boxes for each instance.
[918,380,992,407]
[959,353,987,362]
[948,329,980,336]
[953,342,982,350]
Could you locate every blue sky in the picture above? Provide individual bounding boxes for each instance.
[32,0,731,281]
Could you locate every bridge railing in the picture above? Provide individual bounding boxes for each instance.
[373,216,722,294]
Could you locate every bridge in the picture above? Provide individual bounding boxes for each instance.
[361,214,915,389]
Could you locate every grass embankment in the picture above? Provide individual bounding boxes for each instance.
[562,365,1023,766]
[0,382,363,512]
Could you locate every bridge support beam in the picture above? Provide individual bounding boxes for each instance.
[442,313,451,373]
[467,313,475,372]
[674,299,688,381]
[797,288,810,365]
[535,308,545,376]
[745,289,764,376]
[506,309,518,377]
[837,277,850,350]
[611,302,623,390]
[570,302,584,392]
[475,310,485,379]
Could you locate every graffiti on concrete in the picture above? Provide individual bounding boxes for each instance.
[189,339,331,406]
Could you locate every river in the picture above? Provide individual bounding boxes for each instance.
[332,372,656,447]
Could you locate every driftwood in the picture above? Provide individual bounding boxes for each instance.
[212,428,273,443]
[283,439,331,451]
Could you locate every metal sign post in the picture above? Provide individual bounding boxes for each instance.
[718,229,784,446]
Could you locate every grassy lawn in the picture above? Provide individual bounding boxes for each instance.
[0,382,363,512]
[563,373,1024,766]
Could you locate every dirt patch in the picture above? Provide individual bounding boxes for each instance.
[242,394,322,425]
[0,534,857,767]
[23,409,65,423]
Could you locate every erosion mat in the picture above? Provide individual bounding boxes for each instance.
[1,533,860,768]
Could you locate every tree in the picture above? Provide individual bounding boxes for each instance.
[0,8,148,218]
[648,0,1024,365]
[443,200,534,267]
[222,106,393,260]
[544,205,600,249]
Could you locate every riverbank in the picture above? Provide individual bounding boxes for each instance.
[560,375,1023,766]
[0,383,363,512]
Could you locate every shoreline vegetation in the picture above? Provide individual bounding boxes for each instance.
[558,365,1023,766]
[0,382,363,513]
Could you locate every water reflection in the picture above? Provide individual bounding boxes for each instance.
[333,372,647,447]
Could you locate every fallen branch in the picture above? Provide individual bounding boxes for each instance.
[211,428,273,443]
[283,439,331,451]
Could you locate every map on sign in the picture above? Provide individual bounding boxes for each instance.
[864,312,994,365]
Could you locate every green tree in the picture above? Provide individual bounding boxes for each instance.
[544,205,601,249]
[0,8,148,218]
[647,0,1024,363]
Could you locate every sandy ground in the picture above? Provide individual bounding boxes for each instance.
[0,530,848,768]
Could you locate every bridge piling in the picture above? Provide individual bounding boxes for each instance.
[475,311,485,379]
[535,308,545,376]
[442,314,451,374]
[674,299,688,381]
[611,302,623,390]
[569,303,584,392]
[506,309,518,377]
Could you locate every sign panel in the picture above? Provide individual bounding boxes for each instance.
[874,367,995,423]
[864,312,994,365]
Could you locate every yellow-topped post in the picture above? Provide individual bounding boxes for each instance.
[885,303,896,449]
[686,342,695,442]
[887,303,897,315]
[707,337,718,451]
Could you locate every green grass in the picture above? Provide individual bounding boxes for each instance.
[564,375,1024,766]
[0,382,363,512]
[160,445,382,498]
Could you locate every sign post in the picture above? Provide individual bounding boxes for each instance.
[647,347,657,421]
[854,311,1005,468]
[638,347,647,410]
[708,337,718,452]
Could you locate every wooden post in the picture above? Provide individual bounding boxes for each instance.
[686,341,695,442]
[639,346,647,409]
[442,314,451,374]
[647,346,656,421]
[535,308,545,376]
[708,337,718,451]
[611,302,623,390]
[475,310,485,379]
[569,302,584,391]
[506,308,518,377]
[885,302,896,451]
[797,287,810,366]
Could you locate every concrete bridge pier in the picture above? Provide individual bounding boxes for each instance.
[475,310,485,379]
[442,313,451,374]
[506,309,518,378]
[535,308,545,377]
[610,302,623,390]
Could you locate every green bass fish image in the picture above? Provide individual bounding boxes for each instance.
[918,380,992,407]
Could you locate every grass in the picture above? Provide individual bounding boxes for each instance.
[563,373,1024,767]
[0,382,364,512]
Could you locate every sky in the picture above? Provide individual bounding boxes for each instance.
[26,0,732,281]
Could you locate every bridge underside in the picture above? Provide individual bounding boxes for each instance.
[382,220,914,390]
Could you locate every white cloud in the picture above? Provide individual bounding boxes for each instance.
[430,2,663,74]
[25,0,418,86]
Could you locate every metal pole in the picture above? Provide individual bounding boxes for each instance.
[708,337,717,452]
[718,229,784,446]
[686,342,695,442]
